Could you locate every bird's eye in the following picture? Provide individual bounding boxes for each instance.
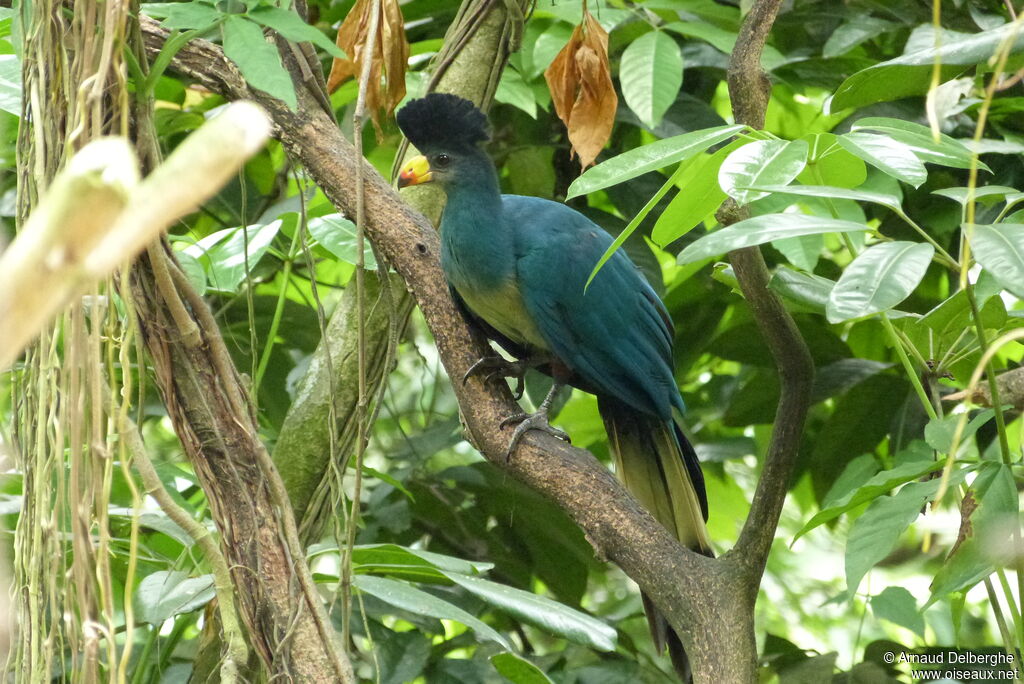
[434,153,451,168]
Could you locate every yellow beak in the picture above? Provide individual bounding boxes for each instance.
[398,155,433,188]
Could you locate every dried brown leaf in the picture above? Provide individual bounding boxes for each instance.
[544,10,617,169]
[327,0,410,134]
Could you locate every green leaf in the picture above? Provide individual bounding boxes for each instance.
[566,124,745,199]
[495,67,536,118]
[777,653,839,681]
[768,267,836,314]
[852,117,987,172]
[826,241,934,323]
[312,543,494,578]
[362,465,415,501]
[353,575,512,649]
[524,21,574,79]
[307,214,378,269]
[585,163,684,289]
[677,214,869,265]
[537,3,629,31]
[490,653,554,684]
[794,443,941,542]
[820,454,879,508]
[923,410,995,453]
[799,134,867,189]
[772,233,823,271]
[911,288,1007,352]
[846,476,953,594]
[404,548,494,575]
[376,632,432,684]
[969,139,1024,155]
[928,463,1018,603]
[829,22,1024,111]
[183,220,282,293]
[664,21,786,69]
[108,508,197,547]
[0,54,21,116]
[719,139,808,205]
[324,550,449,584]
[808,374,911,503]
[967,223,1024,298]
[745,183,902,213]
[620,30,683,128]
[837,132,927,188]
[933,186,1024,207]
[136,571,215,625]
[222,15,297,109]
[812,358,895,403]
[172,245,207,295]
[247,7,346,58]
[651,140,740,246]
[443,572,616,651]
[871,587,925,638]
[159,0,221,29]
[823,15,898,58]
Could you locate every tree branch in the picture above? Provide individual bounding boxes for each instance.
[717,0,814,580]
[126,21,353,683]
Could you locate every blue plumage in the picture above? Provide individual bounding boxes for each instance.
[397,95,710,681]
[507,196,683,419]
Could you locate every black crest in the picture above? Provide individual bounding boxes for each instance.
[396,93,490,152]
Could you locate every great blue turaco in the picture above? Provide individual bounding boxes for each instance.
[396,93,711,680]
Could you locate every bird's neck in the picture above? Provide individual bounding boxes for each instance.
[439,155,512,288]
[442,155,503,223]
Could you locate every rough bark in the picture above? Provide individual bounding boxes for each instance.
[126,245,353,683]
[125,15,352,682]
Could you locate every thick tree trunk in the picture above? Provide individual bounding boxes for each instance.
[122,11,354,684]
[126,245,353,683]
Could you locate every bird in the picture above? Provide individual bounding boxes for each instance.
[396,93,711,680]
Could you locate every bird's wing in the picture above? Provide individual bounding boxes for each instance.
[505,196,681,420]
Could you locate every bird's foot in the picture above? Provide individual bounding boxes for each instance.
[499,411,570,461]
[463,356,532,399]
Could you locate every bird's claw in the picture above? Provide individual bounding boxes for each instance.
[463,356,528,399]
[500,411,570,461]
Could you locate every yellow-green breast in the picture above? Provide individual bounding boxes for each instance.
[456,278,549,352]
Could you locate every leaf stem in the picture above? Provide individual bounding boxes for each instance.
[880,313,937,421]
[893,208,959,270]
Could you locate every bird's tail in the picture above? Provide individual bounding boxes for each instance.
[598,396,711,682]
